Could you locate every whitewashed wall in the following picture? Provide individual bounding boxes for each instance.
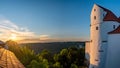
[105,34,120,68]
[99,21,119,68]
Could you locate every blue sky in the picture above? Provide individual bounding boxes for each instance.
[0,0,120,42]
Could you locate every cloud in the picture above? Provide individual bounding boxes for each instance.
[40,35,50,41]
[0,18,37,41]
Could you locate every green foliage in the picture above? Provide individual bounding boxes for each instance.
[60,49,68,56]
[53,54,60,62]
[39,49,53,62]
[53,46,85,68]
[27,59,49,68]
[19,46,36,66]
[70,64,78,68]
[6,40,86,68]
[27,60,41,68]
[53,62,63,68]
[6,40,37,67]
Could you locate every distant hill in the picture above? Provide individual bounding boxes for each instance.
[20,42,85,54]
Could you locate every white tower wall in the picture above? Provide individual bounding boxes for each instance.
[90,4,105,68]
[105,34,120,68]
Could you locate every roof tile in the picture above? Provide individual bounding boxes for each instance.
[108,25,120,34]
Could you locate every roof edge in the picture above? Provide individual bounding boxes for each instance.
[108,25,120,34]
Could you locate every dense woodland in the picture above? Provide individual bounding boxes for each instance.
[6,40,87,68]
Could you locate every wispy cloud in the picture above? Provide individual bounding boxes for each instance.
[0,18,39,42]
[40,35,50,41]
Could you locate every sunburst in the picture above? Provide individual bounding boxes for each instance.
[9,34,17,41]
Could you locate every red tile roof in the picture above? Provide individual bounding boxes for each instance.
[98,5,120,23]
[108,25,120,34]
[97,4,120,34]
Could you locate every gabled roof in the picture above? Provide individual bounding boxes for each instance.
[96,4,120,34]
[97,4,120,23]
[108,25,120,34]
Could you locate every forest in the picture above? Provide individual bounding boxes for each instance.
[6,40,87,68]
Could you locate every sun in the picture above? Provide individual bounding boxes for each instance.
[9,34,17,41]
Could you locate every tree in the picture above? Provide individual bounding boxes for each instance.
[54,49,70,68]
[39,49,53,62]
[53,62,63,68]
[70,64,78,68]
[53,46,85,68]
[27,59,49,68]
[27,60,41,68]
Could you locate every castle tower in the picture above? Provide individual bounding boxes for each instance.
[89,4,119,68]
[89,4,104,68]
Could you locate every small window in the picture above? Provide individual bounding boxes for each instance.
[113,25,115,29]
[96,26,98,30]
[103,14,105,17]
[99,50,104,52]
[95,59,99,61]
[102,41,107,43]
[94,16,96,20]
[94,9,96,11]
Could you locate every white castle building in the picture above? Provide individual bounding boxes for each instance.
[85,4,120,68]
